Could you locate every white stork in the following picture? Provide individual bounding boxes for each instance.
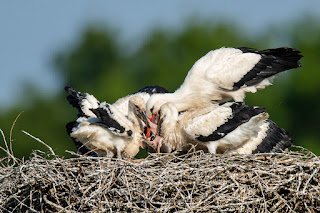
[148,102,292,154]
[146,47,302,118]
[65,85,168,158]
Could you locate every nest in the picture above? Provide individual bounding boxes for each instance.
[0,146,319,212]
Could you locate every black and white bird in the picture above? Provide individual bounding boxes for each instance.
[65,85,168,158]
[150,102,292,154]
[146,47,302,118]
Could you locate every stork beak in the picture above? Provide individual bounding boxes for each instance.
[131,104,150,128]
[156,114,163,136]
[151,114,158,123]
[146,115,155,138]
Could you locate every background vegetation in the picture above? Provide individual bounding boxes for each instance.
[1,17,319,158]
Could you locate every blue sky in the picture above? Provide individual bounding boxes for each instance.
[1,1,320,111]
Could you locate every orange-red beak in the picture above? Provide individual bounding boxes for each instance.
[146,115,155,138]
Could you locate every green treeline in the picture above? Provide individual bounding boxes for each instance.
[1,18,319,158]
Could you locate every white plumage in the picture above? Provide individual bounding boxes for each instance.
[65,46,302,157]
[153,102,292,154]
[146,47,302,118]
[65,86,168,158]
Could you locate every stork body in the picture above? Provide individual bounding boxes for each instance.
[156,102,292,154]
[65,85,168,158]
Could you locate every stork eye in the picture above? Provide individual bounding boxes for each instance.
[150,106,154,114]
[150,135,155,141]
[127,130,133,137]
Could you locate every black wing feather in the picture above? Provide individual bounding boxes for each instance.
[197,103,266,142]
[137,85,169,95]
[65,86,99,116]
[90,106,126,134]
[252,120,292,153]
[233,47,303,90]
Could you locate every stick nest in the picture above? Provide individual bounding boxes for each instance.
[0,147,319,212]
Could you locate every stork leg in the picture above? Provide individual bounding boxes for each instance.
[106,151,114,167]
[117,149,122,159]
[156,137,164,153]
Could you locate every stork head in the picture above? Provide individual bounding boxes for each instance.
[128,95,149,127]
[129,95,146,111]
[146,93,167,118]
[158,102,179,124]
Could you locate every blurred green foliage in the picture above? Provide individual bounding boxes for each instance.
[0,18,319,158]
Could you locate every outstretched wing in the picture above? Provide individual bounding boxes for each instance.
[65,86,100,117]
[232,47,302,90]
[184,47,302,92]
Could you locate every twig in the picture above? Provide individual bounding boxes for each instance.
[0,129,19,165]
[302,167,319,194]
[43,195,65,211]
[9,111,24,157]
[0,148,319,212]
[21,130,56,156]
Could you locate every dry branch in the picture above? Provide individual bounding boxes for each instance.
[0,146,319,212]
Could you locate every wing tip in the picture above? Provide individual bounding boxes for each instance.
[252,120,292,154]
[232,46,303,90]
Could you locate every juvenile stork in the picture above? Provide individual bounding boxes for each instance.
[146,47,302,118]
[65,85,168,158]
[146,102,292,154]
